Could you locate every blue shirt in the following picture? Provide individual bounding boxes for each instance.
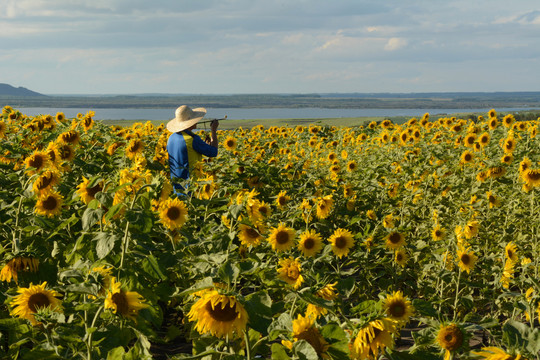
[167,130,218,190]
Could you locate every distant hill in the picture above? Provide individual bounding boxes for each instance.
[0,83,45,97]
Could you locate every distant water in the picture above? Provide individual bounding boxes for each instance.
[15,107,540,121]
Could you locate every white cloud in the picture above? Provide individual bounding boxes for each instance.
[384,37,408,51]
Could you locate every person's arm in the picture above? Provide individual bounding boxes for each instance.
[209,120,219,148]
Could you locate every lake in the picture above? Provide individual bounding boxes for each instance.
[15,107,539,121]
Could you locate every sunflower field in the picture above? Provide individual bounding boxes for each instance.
[1,105,540,360]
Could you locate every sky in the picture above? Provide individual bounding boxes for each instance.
[1,0,540,94]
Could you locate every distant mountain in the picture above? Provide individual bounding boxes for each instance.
[0,83,45,97]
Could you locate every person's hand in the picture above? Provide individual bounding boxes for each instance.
[210,120,219,132]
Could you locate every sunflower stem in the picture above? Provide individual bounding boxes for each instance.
[86,305,104,360]
[452,269,462,321]
[243,329,252,360]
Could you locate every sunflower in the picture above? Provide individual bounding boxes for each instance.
[383,291,414,324]
[76,177,104,205]
[125,138,144,159]
[55,112,66,123]
[24,151,50,174]
[159,197,188,230]
[57,143,75,162]
[187,289,248,338]
[0,257,39,283]
[366,210,377,221]
[35,191,63,217]
[436,323,466,360]
[267,223,296,252]
[472,346,522,360]
[502,114,515,128]
[394,249,408,267]
[223,136,237,151]
[32,170,60,194]
[460,150,474,164]
[488,166,506,179]
[289,315,329,357]
[0,120,6,137]
[9,282,62,325]
[501,259,514,289]
[104,278,147,321]
[352,318,396,360]
[315,195,333,220]
[57,130,80,145]
[522,168,540,187]
[82,113,94,132]
[505,242,518,263]
[297,230,323,257]
[501,153,513,164]
[477,132,490,147]
[486,191,500,208]
[488,117,499,130]
[463,133,477,147]
[502,137,516,154]
[383,214,395,229]
[237,223,263,247]
[432,225,446,241]
[457,246,477,274]
[275,190,291,209]
[385,232,405,249]
[277,258,304,289]
[346,160,357,172]
[488,109,497,118]
[519,157,531,176]
[328,228,355,258]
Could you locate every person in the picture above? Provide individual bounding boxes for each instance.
[166,105,219,193]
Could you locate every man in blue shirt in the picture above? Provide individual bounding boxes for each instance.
[166,105,219,193]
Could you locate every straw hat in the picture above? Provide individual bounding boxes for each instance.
[166,105,207,133]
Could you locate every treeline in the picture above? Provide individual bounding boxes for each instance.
[2,92,540,109]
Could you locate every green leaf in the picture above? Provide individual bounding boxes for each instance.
[271,343,291,360]
[106,347,126,360]
[142,254,168,281]
[268,313,293,341]
[218,261,240,285]
[412,299,438,318]
[82,207,104,231]
[293,340,318,360]
[245,291,273,335]
[95,232,118,259]
[178,277,214,296]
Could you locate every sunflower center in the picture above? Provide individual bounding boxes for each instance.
[527,170,540,181]
[59,145,72,160]
[28,293,51,312]
[507,250,513,258]
[287,267,299,280]
[226,140,235,147]
[396,253,403,262]
[167,206,181,221]
[259,207,268,216]
[461,254,471,265]
[38,173,54,190]
[87,183,103,198]
[464,154,472,162]
[389,303,405,317]
[276,231,290,244]
[42,196,58,210]
[303,238,315,250]
[389,233,401,244]
[205,300,239,322]
[334,236,347,249]
[245,227,259,239]
[111,292,129,315]
[489,195,496,203]
[296,328,326,356]
[278,197,287,206]
[435,230,442,237]
[29,155,44,169]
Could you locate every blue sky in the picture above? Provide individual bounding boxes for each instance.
[1,0,540,94]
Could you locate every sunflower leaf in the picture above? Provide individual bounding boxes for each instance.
[293,340,318,360]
